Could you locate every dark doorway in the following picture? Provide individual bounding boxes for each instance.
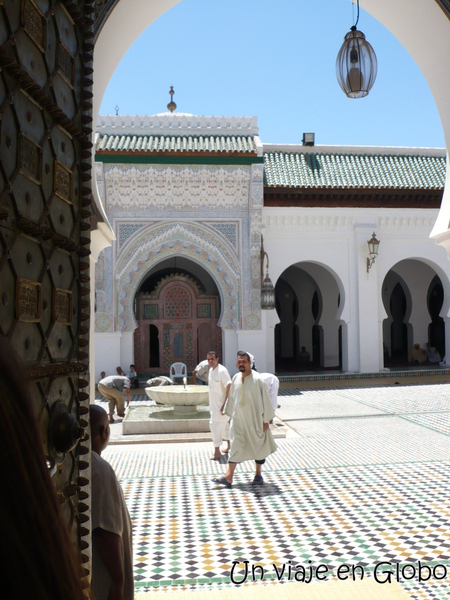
[390,283,408,361]
[428,276,445,359]
[149,324,160,368]
[274,278,298,371]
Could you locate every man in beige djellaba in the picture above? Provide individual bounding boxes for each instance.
[212,351,276,488]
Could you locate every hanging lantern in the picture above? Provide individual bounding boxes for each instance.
[336,0,377,99]
[260,235,276,310]
[261,274,276,310]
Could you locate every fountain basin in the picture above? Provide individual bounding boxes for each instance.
[145,384,209,406]
[122,404,211,435]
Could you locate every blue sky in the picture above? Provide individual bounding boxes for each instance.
[99,0,445,148]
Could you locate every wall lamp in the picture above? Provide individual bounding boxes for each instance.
[260,235,275,310]
[367,232,380,272]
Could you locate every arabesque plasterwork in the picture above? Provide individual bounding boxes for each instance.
[114,221,241,331]
[102,164,251,212]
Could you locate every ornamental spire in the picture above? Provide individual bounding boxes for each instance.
[167,86,176,113]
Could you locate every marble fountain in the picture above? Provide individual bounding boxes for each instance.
[122,382,211,435]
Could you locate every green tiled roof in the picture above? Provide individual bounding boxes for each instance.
[264,151,446,189]
[96,134,257,155]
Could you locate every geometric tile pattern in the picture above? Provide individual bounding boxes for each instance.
[107,456,450,595]
[284,416,450,467]
[402,412,450,436]
[118,223,145,249]
[276,395,385,421]
[337,384,450,415]
[99,382,450,599]
[279,384,450,416]
[211,223,238,251]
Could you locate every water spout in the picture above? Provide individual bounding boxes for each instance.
[183,377,187,389]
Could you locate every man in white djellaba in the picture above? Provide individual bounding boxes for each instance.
[207,351,232,460]
[212,351,276,488]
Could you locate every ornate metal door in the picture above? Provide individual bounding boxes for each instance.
[0,1,94,591]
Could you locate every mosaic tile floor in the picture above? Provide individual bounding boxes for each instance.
[100,383,450,598]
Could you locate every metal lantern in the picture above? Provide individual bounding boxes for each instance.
[367,231,380,257]
[261,274,276,310]
[335,0,377,100]
[336,26,377,99]
[367,231,380,272]
[260,235,276,310]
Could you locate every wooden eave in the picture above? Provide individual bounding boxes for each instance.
[263,187,444,208]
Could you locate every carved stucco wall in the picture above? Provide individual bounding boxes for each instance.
[101,163,251,212]
[114,221,241,331]
[94,160,262,333]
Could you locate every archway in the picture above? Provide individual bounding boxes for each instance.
[275,263,343,373]
[114,220,240,332]
[92,1,450,256]
[133,258,222,374]
[382,259,447,367]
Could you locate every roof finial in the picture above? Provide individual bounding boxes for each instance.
[167,86,176,113]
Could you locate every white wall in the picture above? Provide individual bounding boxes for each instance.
[94,333,123,381]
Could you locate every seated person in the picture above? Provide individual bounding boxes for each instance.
[116,366,126,376]
[299,346,311,362]
[96,371,106,390]
[425,343,441,363]
[128,364,139,389]
[409,343,427,364]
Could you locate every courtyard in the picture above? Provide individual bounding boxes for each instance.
[96,380,450,599]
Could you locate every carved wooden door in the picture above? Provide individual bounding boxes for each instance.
[134,274,221,374]
[0,1,94,591]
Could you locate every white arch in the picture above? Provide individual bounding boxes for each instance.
[94,1,450,252]
[379,256,450,321]
[93,0,180,123]
[362,0,450,247]
[276,261,346,369]
[380,257,450,361]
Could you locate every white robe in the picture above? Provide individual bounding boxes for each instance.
[224,371,276,463]
[259,373,280,411]
[208,364,231,446]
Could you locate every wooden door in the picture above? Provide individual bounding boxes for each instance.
[134,274,221,374]
[0,2,93,588]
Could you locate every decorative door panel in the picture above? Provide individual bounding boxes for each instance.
[171,328,185,361]
[197,323,212,359]
[134,274,221,374]
[0,1,94,592]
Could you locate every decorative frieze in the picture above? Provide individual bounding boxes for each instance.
[97,114,259,137]
[251,164,264,207]
[264,214,356,230]
[103,164,251,213]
